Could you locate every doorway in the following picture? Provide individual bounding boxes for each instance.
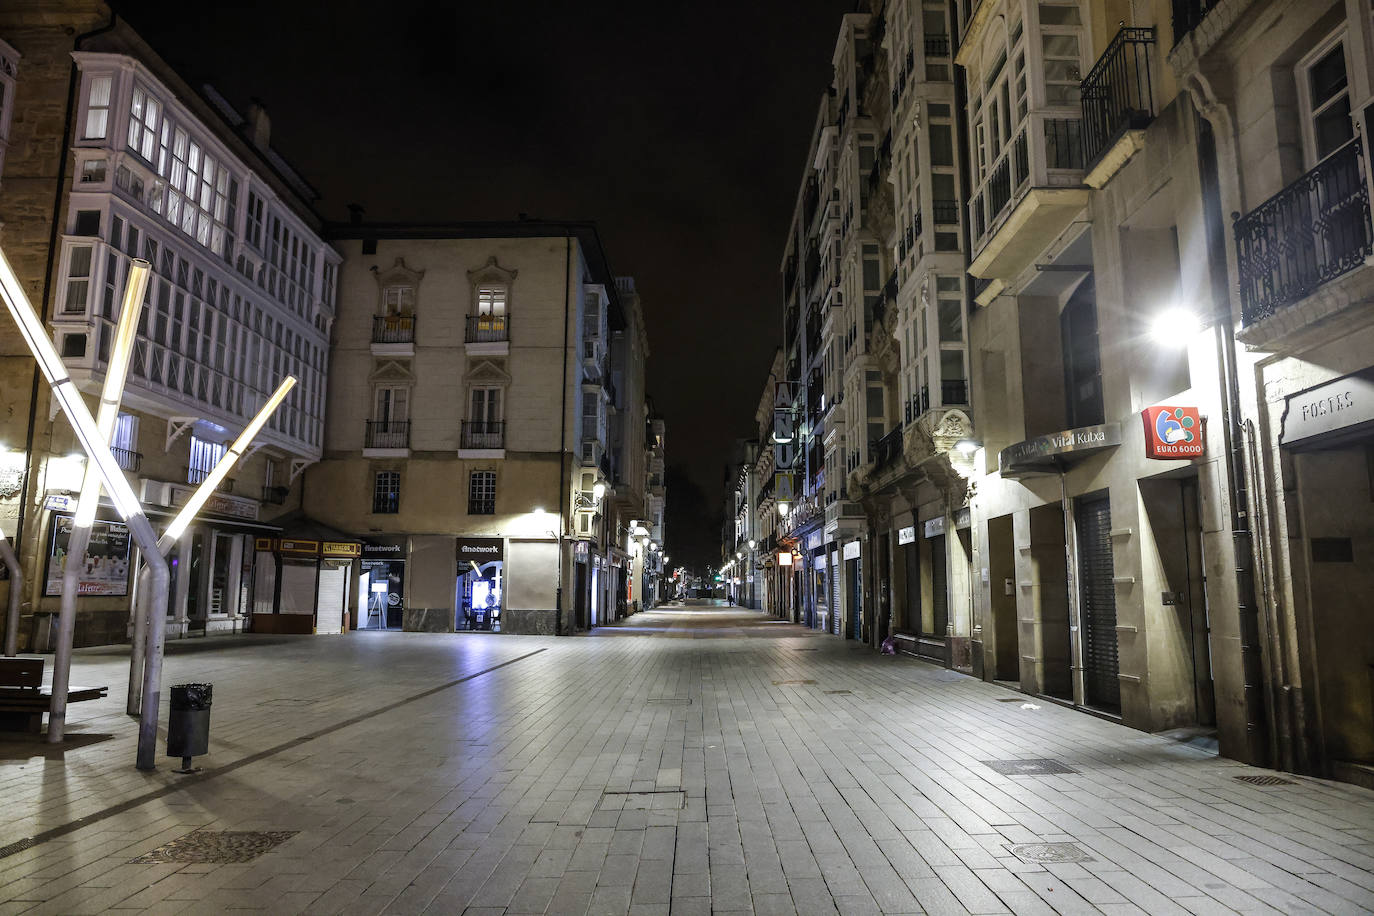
[1076,492,1121,713]
[185,533,206,635]
[988,515,1019,682]
[1029,503,1072,700]
[845,554,862,640]
[575,561,588,630]
[456,559,503,631]
[358,559,405,629]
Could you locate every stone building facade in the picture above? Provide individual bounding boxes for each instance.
[305,222,647,636]
[0,2,335,649]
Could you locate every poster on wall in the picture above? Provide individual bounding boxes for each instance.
[45,514,132,596]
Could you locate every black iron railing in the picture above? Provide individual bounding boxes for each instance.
[1045,118,1084,170]
[941,378,969,405]
[933,199,959,224]
[1171,0,1216,46]
[1081,27,1156,169]
[372,314,415,344]
[112,446,142,472]
[365,419,411,449]
[924,35,950,57]
[186,467,234,492]
[461,420,505,450]
[988,158,1012,219]
[465,314,508,343]
[872,428,903,470]
[261,485,288,505]
[1234,138,1372,325]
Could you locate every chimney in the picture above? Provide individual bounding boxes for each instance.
[245,97,271,150]
[347,203,366,225]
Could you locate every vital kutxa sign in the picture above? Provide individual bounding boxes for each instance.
[1142,406,1205,459]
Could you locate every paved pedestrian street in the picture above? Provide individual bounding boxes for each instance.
[0,604,1372,915]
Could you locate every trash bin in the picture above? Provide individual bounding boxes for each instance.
[167,683,212,772]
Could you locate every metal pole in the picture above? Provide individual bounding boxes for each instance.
[1,530,21,657]
[127,564,150,714]
[50,260,148,742]
[134,550,169,770]
[0,245,168,769]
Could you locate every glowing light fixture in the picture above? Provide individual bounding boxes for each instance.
[0,249,142,520]
[160,377,297,547]
[748,539,756,549]
[592,481,606,501]
[955,438,982,456]
[778,501,790,516]
[1150,307,1200,347]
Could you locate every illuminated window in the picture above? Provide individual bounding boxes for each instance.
[127,85,160,162]
[62,246,93,314]
[188,434,226,485]
[83,75,111,139]
[476,285,507,330]
[382,286,414,314]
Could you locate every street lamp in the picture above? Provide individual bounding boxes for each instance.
[1150,306,1201,346]
[955,438,982,456]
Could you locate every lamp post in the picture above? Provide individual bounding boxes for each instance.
[50,259,150,742]
[0,247,169,769]
[126,377,296,715]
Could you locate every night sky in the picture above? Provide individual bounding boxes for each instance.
[116,0,855,567]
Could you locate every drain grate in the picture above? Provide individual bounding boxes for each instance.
[1009,843,1094,864]
[790,647,820,651]
[256,698,318,707]
[824,689,852,695]
[130,830,297,864]
[645,698,691,706]
[982,758,1077,776]
[772,679,818,686]
[996,698,1024,702]
[1235,774,1295,786]
[598,790,686,811]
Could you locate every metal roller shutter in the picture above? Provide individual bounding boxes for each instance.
[316,565,347,634]
[1076,494,1120,711]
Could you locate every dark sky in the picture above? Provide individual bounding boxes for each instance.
[116,0,853,567]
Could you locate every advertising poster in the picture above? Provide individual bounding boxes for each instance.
[45,514,132,597]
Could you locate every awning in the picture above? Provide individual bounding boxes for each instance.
[998,423,1121,477]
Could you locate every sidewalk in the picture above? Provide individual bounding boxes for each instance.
[0,605,1369,914]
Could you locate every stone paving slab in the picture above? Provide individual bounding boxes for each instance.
[0,604,1370,914]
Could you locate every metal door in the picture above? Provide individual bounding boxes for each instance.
[1076,493,1120,711]
[930,535,948,639]
[831,551,841,635]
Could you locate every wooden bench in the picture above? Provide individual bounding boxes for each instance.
[0,658,108,734]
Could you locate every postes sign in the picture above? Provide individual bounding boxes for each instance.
[1142,406,1204,459]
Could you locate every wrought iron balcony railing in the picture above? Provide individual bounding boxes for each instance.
[112,446,142,473]
[465,314,509,343]
[372,314,415,344]
[1081,27,1157,169]
[186,467,234,493]
[365,419,411,449]
[1171,0,1216,47]
[941,379,969,406]
[924,35,950,57]
[871,428,904,470]
[461,420,505,450]
[1234,138,1372,325]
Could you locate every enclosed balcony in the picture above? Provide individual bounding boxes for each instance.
[1233,138,1372,331]
[968,113,1089,294]
[1081,27,1157,186]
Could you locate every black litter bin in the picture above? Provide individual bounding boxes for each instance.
[167,683,212,772]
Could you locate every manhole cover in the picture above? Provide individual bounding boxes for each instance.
[772,679,818,686]
[982,758,1076,776]
[1235,774,1295,786]
[598,790,686,811]
[1009,843,1093,864]
[130,830,298,864]
[824,689,852,695]
[645,698,691,706]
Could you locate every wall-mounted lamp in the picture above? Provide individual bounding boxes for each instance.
[955,438,982,456]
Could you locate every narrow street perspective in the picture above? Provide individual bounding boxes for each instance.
[3,0,1374,913]
[0,603,1372,914]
